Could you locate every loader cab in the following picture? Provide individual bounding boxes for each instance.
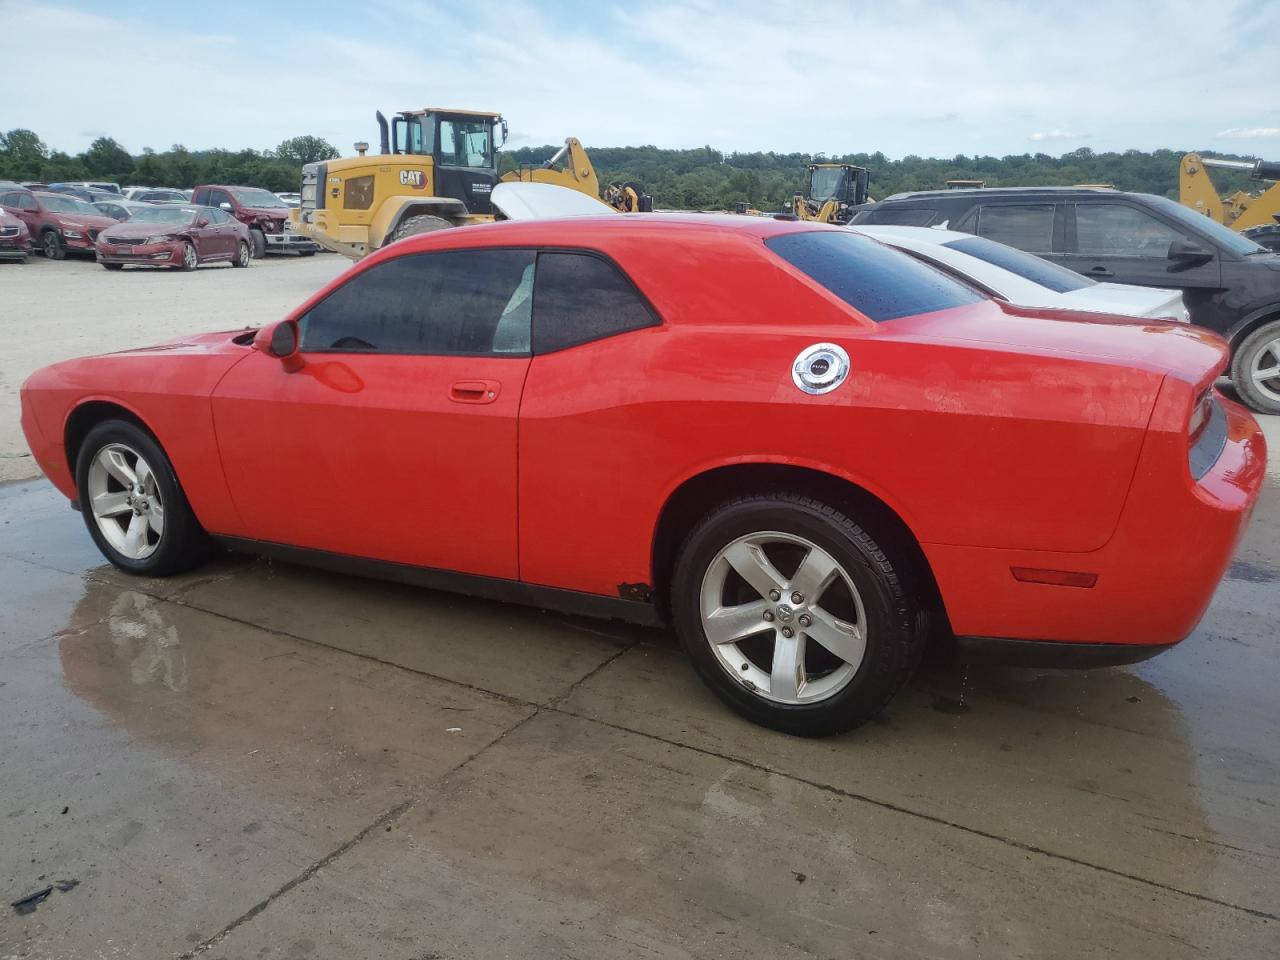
[805,164,870,206]
[388,108,508,215]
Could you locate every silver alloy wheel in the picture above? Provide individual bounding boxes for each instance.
[43,233,58,257]
[1250,337,1280,403]
[87,443,165,560]
[237,242,249,266]
[183,243,198,270]
[699,531,867,704]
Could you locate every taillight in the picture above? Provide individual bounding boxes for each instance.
[1188,388,1214,443]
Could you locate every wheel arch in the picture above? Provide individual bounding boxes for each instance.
[649,461,944,624]
[1226,304,1280,350]
[64,398,163,479]
[371,197,466,249]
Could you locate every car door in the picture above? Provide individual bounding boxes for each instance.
[211,247,536,579]
[2,192,40,236]
[200,206,230,258]
[1058,201,1223,294]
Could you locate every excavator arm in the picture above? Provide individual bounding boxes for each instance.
[501,138,650,213]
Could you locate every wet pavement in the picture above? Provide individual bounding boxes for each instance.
[1,470,1278,958]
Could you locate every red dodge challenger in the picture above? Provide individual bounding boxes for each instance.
[19,215,1266,735]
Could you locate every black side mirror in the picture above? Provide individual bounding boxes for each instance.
[269,320,298,358]
[1168,238,1214,272]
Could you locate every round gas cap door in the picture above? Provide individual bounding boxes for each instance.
[792,343,850,395]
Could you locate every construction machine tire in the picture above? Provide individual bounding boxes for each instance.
[1242,225,1280,253]
[391,214,453,243]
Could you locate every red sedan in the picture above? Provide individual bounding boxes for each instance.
[95,204,252,270]
[19,215,1266,735]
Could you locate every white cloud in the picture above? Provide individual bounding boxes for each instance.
[3,0,1279,159]
[1029,130,1089,142]
[1215,127,1280,139]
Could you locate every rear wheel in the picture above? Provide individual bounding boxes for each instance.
[232,240,250,267]
[671,493,925,737]
[41,230,65,260]
[250,228,266,258]
[1231,318,1280,414]
[391,214,452,243]
[75,419,212,576]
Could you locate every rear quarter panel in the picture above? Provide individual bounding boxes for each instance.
[517,234,1162,597]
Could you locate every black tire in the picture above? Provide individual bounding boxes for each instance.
[391,214,452,243]
[250,229,266,258]
[178,241,197,272]
[40,230,65,260]
[1230,318,1280,415]
[296,249,315,257]
[670,493,925,737]
[1242,224,1280,253]
[101,262,124,271]
[231,240,250,268]
[74,419,212,576]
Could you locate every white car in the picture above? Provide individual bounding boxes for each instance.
[848,224,1189,321]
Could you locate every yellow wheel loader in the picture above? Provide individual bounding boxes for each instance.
[1180,152,1280,252]
[501,137,651,212]
[790,163,870,224]
[290,110,648,260]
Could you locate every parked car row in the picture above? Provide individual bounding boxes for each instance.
[853,186,1280,413]
[0,182,319,267]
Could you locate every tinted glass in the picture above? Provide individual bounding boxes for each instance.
[1141,194,1265,257]
[975,204,1054,252]
[1075,204,1183,257]
[766,231,985,322]
[532,252,659,353]
[300,249,536,356]
[945,235,1094,292]
[208,207,230,224]
[865,208,936,226]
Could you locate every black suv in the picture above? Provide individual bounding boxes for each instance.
[853,187,1280,413]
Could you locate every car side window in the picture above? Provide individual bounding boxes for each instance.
[531,252,659,354]
[18,194,37,211]
[208,207,229,224]
[974,204,1054,252]
[0,192,14,207]
[299,249,537,356]
[1075,204,1184,258]
[206,189,230,209]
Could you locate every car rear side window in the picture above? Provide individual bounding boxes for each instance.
[944,235,1094,292]
[766,231,984,322]
[532,252,659,353]
[863,208,937,227]
[299,249,537,356]
[975,204,1055,252]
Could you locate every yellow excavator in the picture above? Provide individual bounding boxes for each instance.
[1179,152,1280,251]
[290,108,648,259]
[790,163,870,224]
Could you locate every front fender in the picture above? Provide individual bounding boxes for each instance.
[370,196,466,249]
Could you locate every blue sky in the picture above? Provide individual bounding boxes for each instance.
[7,0,1280,159]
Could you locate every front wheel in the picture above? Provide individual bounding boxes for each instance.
[75,419,212,576]
[41,231,65,260]
[671,493,925,737]
[178,241,198,271]
[391,214,452,243]
[101,262,123,271]
[249,229,266,258]
[232,240,250,267]
[1231,318,1280,414]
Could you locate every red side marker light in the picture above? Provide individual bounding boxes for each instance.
[1011,567,1098,588]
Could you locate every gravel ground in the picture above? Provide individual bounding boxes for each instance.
[0,251,348,482]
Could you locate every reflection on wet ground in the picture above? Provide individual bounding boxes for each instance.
[1,477,1277,958]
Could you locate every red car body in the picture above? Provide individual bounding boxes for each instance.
[0,208,32,261]
[0,188,117,258]
[18,215,1265,704]
[95,205,251,269]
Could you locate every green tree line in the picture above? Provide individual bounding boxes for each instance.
[2,128,1264,208]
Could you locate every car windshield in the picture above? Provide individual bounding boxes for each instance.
[128,205,199,225]
[944,235,1095,293]
[40,195,99,215]
[808,167,847,203]
[767,230,986,322]
[1143,195,1267,256]
[230,188,288,208]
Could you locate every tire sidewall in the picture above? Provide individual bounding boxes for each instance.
[234,241,250,267]
[75,420,202,575]
[250,229,266,258]
[1230,319,1280,415]
[671,497,915,736]
[42,230,64,259]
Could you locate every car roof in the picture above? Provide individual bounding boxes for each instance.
[878,186,1122,202]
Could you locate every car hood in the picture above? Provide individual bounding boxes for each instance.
[894,300,1227,387]
[59,214,117,230]
[241,206,288,219]
[100,220,192,239]
[1057,282,1188,322]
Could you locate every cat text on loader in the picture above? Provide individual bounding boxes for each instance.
[501,138,652,213]
[791,163,870,224]
[1180,152,1280,251]
[290,107,510,260]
